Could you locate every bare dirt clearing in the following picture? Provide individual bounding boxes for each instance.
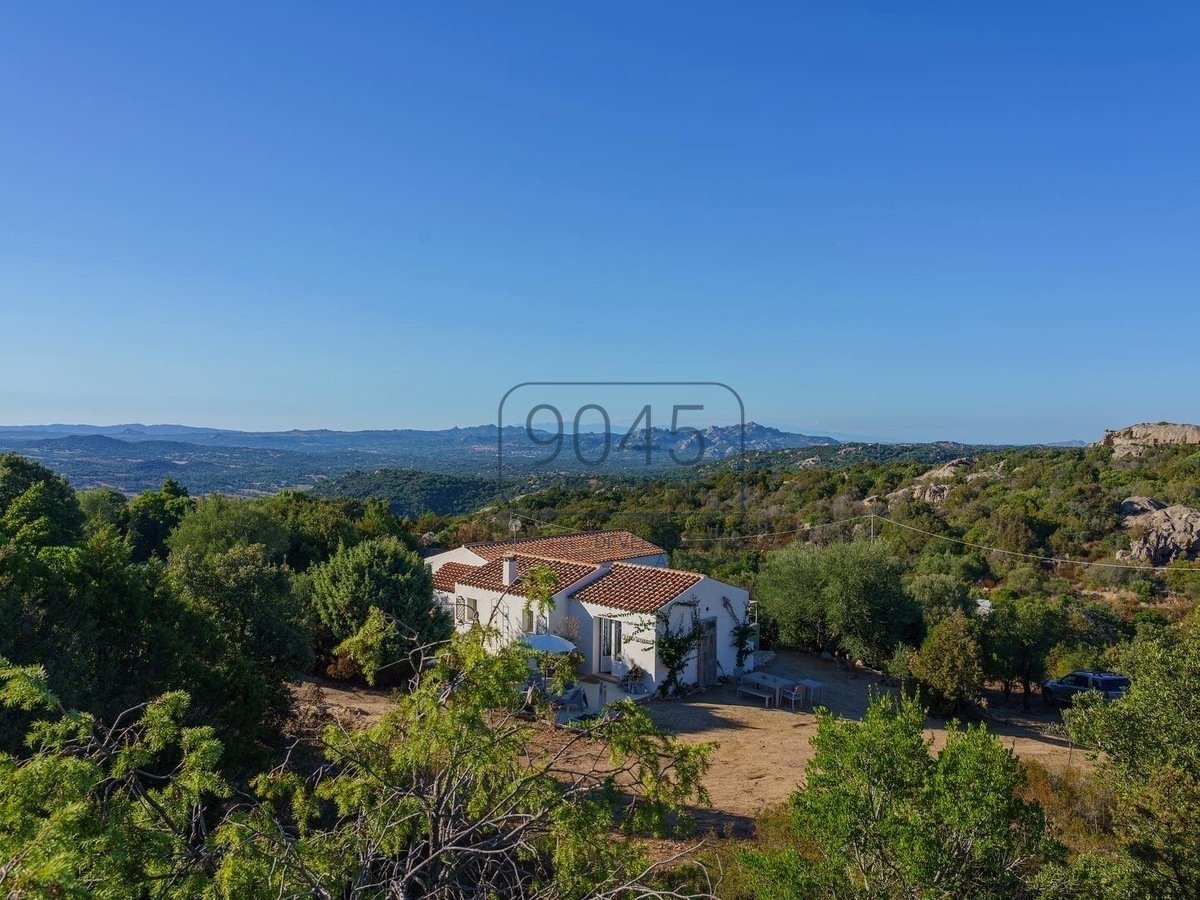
[292,676,399,726]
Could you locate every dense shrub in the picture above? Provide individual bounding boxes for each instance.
[308,537,450,680]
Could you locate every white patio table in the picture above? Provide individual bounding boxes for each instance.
[741,672,794,706]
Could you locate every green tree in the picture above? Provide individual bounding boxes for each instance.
[1066,616,1200,899]
[358,496,409,540]
[0,634,715,899]
[308,536,450,681]
[0,455,83,548]
[1164,560,1200,600]
[884,498,954,556]
[757,540,920,667]
[0,523,188,743]
[259,490,361,571]
[77,487,128,534]
[167,543,312,767]
[214,632,713,897]
[124,478,193,562]
[0,663,228,897]
[983,595,1065,709]
[910,610,984,715]
[907,571,973,627]
[522,562,559,622]
[167,494,288,565]
[741,693,1058,899]
[914,548,989,584]
[656,609,703,698]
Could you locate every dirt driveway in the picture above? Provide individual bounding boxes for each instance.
[647,651,1086,833]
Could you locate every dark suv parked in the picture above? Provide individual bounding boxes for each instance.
[1042,670,1130,705]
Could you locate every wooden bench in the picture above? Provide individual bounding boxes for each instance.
[736,683,774,707]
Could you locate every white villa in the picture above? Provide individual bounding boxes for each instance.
[425,530,755,695]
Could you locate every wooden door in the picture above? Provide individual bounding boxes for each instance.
[698,619,718,686]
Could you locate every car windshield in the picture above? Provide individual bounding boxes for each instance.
[1096,677,1130,691]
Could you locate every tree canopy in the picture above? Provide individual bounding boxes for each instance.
[308,536,450,683]
[1067,614,1200,899]
[756,540,920,667]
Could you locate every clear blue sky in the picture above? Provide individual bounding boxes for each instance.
[2,3,1197,443]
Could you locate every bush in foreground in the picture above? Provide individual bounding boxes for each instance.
[739,692,1060,899]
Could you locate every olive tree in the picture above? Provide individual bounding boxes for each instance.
[910,610,984,715]
[757,540,920,668]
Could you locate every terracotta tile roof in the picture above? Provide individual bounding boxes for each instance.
[467,530,665,565]
[568,563,704,614]
[433,562,477,593]
[445,554,597,598]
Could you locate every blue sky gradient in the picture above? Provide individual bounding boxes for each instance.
[1,3,1197,442]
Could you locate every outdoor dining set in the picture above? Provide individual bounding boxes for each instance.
[735,671,824,710]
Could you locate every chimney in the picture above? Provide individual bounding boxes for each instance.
[502,553,518,587]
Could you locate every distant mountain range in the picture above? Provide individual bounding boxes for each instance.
[0,421,838,495]
[0,421,836,450]
[0,422,1094,499]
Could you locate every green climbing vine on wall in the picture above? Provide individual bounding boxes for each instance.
[724,595,757,671]
[656,606,703,698]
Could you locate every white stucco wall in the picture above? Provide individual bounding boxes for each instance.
[568,576,753,691]
[570,599,659,684]
[437,568,603,644]
[434,584,539,643]
[624,552,669,567]
[661,578,752,686]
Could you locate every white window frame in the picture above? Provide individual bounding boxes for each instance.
[455,595,479,625]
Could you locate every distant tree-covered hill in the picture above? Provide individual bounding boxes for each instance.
[0,433,340,495]
[311,469,502,519]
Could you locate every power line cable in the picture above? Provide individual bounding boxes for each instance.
[678,515,874,544]
[878,517,1174,571]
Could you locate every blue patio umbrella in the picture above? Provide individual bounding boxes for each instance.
[522,633,576,654]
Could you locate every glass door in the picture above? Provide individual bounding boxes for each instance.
[598,617,622,674]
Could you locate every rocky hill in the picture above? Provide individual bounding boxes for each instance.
[1099,423,1200,458]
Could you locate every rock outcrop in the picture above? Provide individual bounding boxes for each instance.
[885,457,1003,508]
[1119,496,1166,518]
[918,458,970,482]
[1120,498,1200,565]
[1099,423,1200,459]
